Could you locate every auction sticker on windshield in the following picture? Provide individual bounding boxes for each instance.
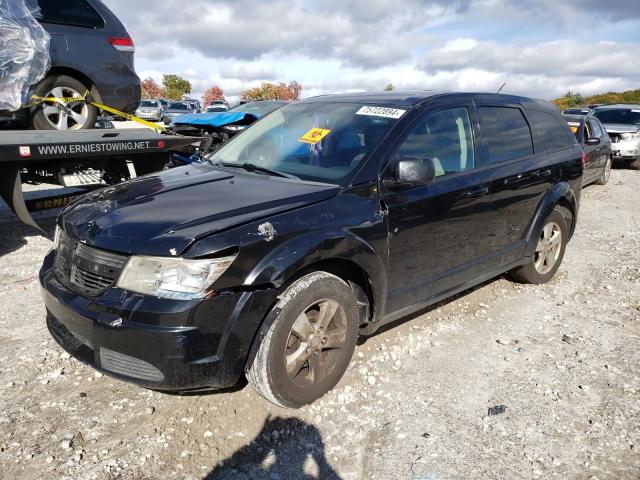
[299,127,331,144]
[356,106,406,119]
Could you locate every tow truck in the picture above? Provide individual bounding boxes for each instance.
[0,128,201,230]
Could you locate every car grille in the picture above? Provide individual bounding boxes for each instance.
[100,347,164,382]
[54,230,128,296]
[608,133,623,143]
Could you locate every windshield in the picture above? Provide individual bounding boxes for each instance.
[231,101,288,117]
[169,102,189,110]
[592,108,640,126]
[140,100,158,107]
[207,102,405,184]
[563,109,588,115]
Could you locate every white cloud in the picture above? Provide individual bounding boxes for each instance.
[219,62,279,80]
[418,39,640,78]
[106,0,640,101]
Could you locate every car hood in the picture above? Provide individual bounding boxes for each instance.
[172,111,258,127]
[600,123,640,134]
[61,165,339,256]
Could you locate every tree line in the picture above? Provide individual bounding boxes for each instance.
[553,88,640,110]
[141,74,303,106]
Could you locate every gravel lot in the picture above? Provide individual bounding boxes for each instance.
[0,168,638,480]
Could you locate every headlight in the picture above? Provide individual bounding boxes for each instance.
[620,131,640,140]
[116,255,236,300]
[224,125,248,132]
[52,225,61,250]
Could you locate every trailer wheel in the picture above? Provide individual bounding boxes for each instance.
[30,75,98,130]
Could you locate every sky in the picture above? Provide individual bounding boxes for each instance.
[106,0,640,104]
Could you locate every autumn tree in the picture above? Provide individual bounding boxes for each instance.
[384,83,394,91]
[240,81,302,101]
[140,77,165,99]
[203,85,225,106]
[162,74,192,100]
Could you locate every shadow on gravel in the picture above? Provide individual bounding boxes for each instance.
[205,416,341,480]
[0,217,56,256]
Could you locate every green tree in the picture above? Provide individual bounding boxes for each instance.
[384,83,394,91]
[162,74,191,100]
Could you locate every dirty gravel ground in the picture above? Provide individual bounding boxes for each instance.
[0,169,638,480]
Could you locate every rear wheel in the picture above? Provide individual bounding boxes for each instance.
[510,209,567,284]
[595,156,612,185]
[30,74,97,130]
[246,271,359,408]
[630,156,640,170]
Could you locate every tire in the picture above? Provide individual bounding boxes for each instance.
[630,156,640,170]
[595,156,612,185]
[246,271,359,408]
[30,74,98,130]
[510,208,568,284]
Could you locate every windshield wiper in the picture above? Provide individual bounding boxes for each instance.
[211,160,298,179]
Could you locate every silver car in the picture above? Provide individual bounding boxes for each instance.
[135,99,163,121]
[588,105,640,168]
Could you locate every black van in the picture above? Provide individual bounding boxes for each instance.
[40,92,583,408]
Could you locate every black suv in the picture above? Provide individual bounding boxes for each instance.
[40,92,583,408]
[4,0,140,130]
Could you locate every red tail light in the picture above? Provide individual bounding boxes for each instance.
[109,35,135,52]
[581,152,587,169]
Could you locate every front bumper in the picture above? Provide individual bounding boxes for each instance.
[39,250,277,391]
[611,138,640,161]
[135,111,162,121]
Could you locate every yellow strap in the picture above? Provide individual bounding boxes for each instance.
[30,92,169,133]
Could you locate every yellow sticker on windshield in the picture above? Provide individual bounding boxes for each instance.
[299,128,331,144]
[570,126,578,133]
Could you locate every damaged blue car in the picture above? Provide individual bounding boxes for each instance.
[169,100,289,155]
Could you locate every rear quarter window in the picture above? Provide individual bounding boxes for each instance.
[526,109,574,152]
[36,0,105,28]
[478,106,533,165]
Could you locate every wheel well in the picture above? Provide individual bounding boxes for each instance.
[299,259,374,327]
[556,197,576,238]
[45,67,102,104]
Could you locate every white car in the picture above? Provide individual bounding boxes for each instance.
[588,105,640,168]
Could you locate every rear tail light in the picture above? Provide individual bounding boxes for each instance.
[581,152,587,169]
[109,35,135,52]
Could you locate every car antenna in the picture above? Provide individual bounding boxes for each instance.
[497,82,506,93]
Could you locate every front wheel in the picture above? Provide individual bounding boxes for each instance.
[246,271,359,408]
[510,208,568,284]
[595,156,612,185]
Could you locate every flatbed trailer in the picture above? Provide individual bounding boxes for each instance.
[0,128,201,229]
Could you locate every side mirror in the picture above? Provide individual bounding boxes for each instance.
[390,156,436,188]
[586,137,600,146]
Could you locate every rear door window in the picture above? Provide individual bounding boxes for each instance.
[526,109,574,152]
[478,107,533,165]
[36,0,105,28]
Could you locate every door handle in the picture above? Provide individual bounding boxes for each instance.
[463,186,489,198]
[504,173,526,185]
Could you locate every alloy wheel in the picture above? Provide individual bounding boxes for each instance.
[534,221,562,275]
[284,298,348,387]
[41,86,89,130]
